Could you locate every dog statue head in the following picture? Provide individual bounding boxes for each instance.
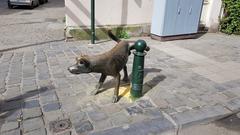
[68,56,92,74]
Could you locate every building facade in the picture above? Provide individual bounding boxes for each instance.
[65,0,223,39]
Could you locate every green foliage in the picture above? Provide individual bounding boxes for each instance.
[116,29,130,39]
[220,0,240,34]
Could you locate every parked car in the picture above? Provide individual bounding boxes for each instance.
[39,0,48,4]
[8,0,48,9]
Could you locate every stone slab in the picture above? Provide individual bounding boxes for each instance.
[90,117,175,135]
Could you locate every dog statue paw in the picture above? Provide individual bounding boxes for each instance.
[112,95,118,103]
[90,89,98,95]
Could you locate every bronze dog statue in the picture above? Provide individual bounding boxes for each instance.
[68,30,132,103]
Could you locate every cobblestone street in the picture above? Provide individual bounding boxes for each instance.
[0,33,240,135]
[1,0,240,134]
[0,0,65,51]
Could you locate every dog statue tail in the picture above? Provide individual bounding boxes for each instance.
[108,30,121,43]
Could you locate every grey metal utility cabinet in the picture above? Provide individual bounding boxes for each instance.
[151,0,204,39]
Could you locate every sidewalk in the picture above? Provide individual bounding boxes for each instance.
[0,33,240,135]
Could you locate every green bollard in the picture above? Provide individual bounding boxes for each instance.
[91,0,95,44]
[130,40,150,98]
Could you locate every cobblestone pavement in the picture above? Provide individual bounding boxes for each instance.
[0,0,65,51]
[0,33,240,135]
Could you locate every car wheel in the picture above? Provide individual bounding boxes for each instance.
[39,0,44,4]
[8,1,13,9]
[36,0,40,7]
[30,1,34,9]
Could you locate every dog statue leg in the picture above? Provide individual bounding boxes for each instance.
[112,73,120,103]
[122,65,129,83]
[91,74,107,95]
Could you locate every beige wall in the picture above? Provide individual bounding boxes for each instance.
[65,0,222,29]
[65,0,153,27]
[205,0,222,32]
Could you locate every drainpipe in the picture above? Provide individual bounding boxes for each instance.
[91,0,95,44]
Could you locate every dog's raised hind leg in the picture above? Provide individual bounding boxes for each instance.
[112,73,120,103]
[91,74,107,95]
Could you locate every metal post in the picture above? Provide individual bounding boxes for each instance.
[91,0,95,44]
[130,40,150,98]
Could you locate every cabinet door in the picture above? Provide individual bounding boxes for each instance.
[162,0,179,36]
[151,0,168,36]
[186,0,204,33]
[174,0,191,35]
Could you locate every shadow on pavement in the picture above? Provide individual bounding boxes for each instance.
[0,86,53,124]
[215,113,240,132]
[0,38,65,52]
[98,68,165,96]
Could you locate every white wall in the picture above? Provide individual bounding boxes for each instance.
[65,0,222,30]
[65,0,153,27]
[205,0,222,31]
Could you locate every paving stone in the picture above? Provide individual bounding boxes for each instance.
[7,78,21,85]
[93,119,113,131]
[70,111,88,124]
[165,96,187,108]
[91,117,175,135]
[1,121,19,132]
[125,105,144,116]
[42,102,61,112]
[23,73,36,79]
[144,108,164,118]
[222,90,238,99]
[0,87,6,94]
[43,110,64,123]
[1,129,21,135]
[23,107,43,120]
[38,80,53,88]
[24,128,46,135]
[0,68,9,75]
[0,100,22,111]
[88,110,108,122]
[223,79,240,89]
[37,58,47,63]
[22,79,36,86]
[175,106,192,113]
[110,111,131,126]
[74,120,94,134]
[24,100,40,109]
[1,109,22,122]
[22,90,39,100]
[56,131,72,135]
[224,98,240,112]
[23,117,45,133]
[171,104,232,127]
[213,84,228,92]
[162,107,179,115]
[95,96,113,106]
[40,91,58,105]
[22,85,38,93]
[38,73,50,80]
[6,85,20,92]
[3,90,22,102]
[136,99,155,109]
[61,98,82,113]
[102,104,122,115]
[53,73,66,78]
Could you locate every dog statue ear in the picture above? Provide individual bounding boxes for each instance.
[79,58,90,67]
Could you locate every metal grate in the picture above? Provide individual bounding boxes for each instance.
[49,119,72,133]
